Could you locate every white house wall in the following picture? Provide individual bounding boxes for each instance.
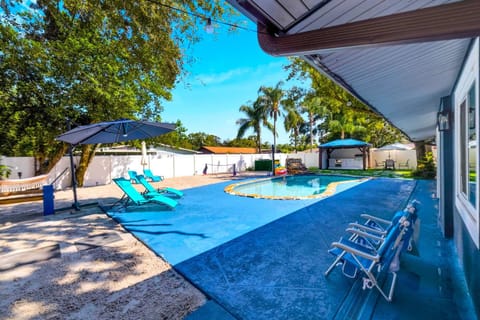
[453,37,480,247]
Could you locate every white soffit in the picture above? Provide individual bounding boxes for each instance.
[286,0,462,33]
[311,39,470,140]
[250,0,323,30]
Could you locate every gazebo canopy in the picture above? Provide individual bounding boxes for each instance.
[318,139,371,170]
[319,138,371,149]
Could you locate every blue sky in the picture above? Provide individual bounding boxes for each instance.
[162,22,302,145]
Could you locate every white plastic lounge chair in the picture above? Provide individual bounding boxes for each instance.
[374,160,384,169]
[398,159,410,169]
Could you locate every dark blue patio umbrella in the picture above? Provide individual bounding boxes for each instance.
[57,119,175,145]
[56,119,175,209]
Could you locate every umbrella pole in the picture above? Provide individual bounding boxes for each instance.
[271,144,275,176]
[69,144,80,210]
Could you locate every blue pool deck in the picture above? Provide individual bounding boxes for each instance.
[107,177,477,320]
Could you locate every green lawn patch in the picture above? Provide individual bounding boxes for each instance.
[308,168,415,179]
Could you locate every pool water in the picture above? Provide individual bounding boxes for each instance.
[225,174,364,200]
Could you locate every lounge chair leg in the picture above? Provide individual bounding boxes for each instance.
[325,251,347,276]
[111,194,128,207]
[370,271,397,302]
[362,277,375,290]
[387,272,397,302]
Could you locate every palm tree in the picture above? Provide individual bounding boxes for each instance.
[301,93,324,151]
[328,110,354,139]
[257,81,285,153]
[283,87,306,152]
[328,106,369,140]
[236,98,272,153]
[284,107,304,152]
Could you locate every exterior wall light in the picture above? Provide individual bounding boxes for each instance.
[437,110,450,131]
[205,18,214,34]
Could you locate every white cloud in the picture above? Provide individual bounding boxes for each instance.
[194,67,251,86]
[192,60,288,87]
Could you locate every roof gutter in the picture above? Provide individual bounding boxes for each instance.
[256,0,480,57]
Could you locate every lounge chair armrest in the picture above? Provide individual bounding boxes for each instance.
[360,214,391,226]
[331,241,380,262]
[348,222,387,236]
[345,227,385,243]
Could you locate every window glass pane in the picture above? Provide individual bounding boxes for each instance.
[467,85,477,208]
[460,100,467,195]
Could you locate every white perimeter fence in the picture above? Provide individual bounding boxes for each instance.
[1,148,419,191]
[0,152,319,190]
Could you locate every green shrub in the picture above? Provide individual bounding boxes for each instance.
[0,164,11,180]
[413,152,436,179]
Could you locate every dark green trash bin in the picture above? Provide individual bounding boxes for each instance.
[254,159,272,171]
[254,159,280,171]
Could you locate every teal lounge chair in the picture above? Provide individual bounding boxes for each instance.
[137,174,183,198]
[113,177,177,210]
[143,168,163,182]
[128,170,141,184]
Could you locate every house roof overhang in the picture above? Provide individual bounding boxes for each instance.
[226,0,478,142]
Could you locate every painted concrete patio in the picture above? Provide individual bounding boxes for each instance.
[107,177,477,319]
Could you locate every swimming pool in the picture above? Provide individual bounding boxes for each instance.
[224,174,366,200]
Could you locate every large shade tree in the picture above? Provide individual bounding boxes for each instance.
[0,19,69,172]
[187,132,221,150]
[225,137,258,148]
[0,0,236,185]
[286,57,404,147]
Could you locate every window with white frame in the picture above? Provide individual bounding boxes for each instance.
[454,38,479,247]
[459,84,477,209]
